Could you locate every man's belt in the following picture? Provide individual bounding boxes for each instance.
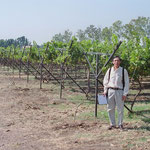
[108,87,123,90]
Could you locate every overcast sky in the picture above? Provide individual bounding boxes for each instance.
[0,0,150,44]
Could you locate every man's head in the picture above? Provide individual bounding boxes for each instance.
[112,56,121,69]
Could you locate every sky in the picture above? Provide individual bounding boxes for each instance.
[0,0,150,45]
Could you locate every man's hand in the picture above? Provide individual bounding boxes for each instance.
[103,92,107,96]
[122,95,126,101]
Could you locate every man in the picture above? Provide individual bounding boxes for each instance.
[103,56,129,130]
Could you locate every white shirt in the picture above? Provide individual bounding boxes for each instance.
[103,66,129,96]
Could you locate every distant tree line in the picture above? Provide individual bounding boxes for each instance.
[0,36,31,48]
[1,16,150,48]
[52,16,150,43]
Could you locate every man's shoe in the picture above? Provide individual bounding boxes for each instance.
[108,125,116,130]
[119,125,124,130]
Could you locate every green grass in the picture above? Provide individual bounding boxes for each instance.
[138,137,148,142]
[129,89,138,95]
[67,93,90,104]
[74,101,150,125]
[132,103,150,111]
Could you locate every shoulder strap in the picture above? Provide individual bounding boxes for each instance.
[122,67,125,89]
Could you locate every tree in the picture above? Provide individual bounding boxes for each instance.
[52,33,64,42]
[101,27,112,42]
[63,30,72,43]
[111,20,123,40]
[16,36,30,47]
[0,36,30,48]
[122,17,150,41]
[76,29,87,41]
[52,29,72,43]
[84,25,102,41]
[6,39,15,47]
[0,39,6,47]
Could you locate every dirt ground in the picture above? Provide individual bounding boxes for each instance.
[0,67,150,150]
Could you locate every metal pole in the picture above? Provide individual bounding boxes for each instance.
[27,46,32,83]
[60,51,63,99]
[19,46,25,78]
[95,54,99,117]
[40,43,49,89]
[39,50,43,89]
[12,49,15,75]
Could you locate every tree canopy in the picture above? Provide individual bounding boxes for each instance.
[0,36,30,48]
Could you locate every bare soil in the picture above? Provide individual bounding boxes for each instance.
[0,67,150,150]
